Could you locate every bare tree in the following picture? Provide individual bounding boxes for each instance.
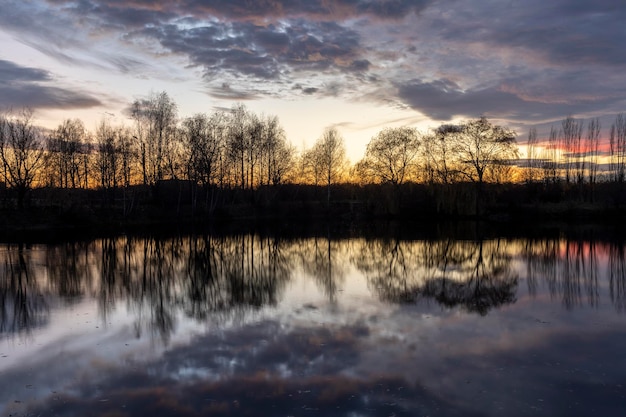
[183,112,225,186]
[47,119,86,188]
[227,103,249,189]
[310,127,347,206]
[439,117,518,215]
[541,126,559,184]
[561,116,583,184]
[421,124,463,185]
[525,127,538,183]
[260,115,294,186]
[0,109,46,207]
[117,126,136,188]
[131,91,178,185]
[610,114,626,183]
[451,117,518,185]
[301,147,323,186]
[94,119,118,191]
[358,127,421,186]
[246,112,264,189]
[182,112,227,210]
[587,117,600,187]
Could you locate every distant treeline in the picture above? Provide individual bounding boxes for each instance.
[2,92,626,227]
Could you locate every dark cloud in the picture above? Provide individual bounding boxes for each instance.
[0,1,90,52]
[292,84,319,95]
[348,59,371,72]
[25,1,397,91]
[139,19,365,81]
[0,60,101,110]
[55,0,434,22]
[434,0,626,68]
[156,24,281,79]
[0,59,51,83]
[207,83,259,100]
[208,0,434,20]
[396,78,624,122]
[70,0,175,29]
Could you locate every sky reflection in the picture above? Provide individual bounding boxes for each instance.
[1,233,626,416]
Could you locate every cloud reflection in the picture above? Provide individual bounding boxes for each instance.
[17,319,479,417]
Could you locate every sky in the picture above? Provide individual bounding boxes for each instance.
[0,0,625,161]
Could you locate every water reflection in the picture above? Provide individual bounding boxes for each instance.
[3,232,626,416]
[0,244,49,334]
[354,238,518,315]
[2,234,626,340]
[609,243,626,312]
[522,238,603,309]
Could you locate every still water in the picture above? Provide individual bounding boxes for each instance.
[1,230,625,416]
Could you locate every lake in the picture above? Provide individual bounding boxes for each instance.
[1,227,625,416]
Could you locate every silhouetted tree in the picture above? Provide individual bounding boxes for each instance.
[561,116,583,184]
[358,126,421,186]
[442,117,518,214]
[260,114,294,185]
[541,126,559,184]
[47,118,86,188]
[227,103,250,189]
[182,112,226,210]
[422,124,463,185]
[116,126,136,187]
[131,91,178,185]
[525,127,538,183]
[94,118,118,191]
[609,113,626,183]
[0,109,46,207]
[310,127,348,206]
[452,117,518,185]
[587,117,600,192]
[356,126,420,213]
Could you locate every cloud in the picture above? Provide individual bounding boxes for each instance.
[0,59,50,83]
[448,0,626,67]
[0,0,622,130]
[0,60,101,110]
[207,83,259,100]
[15,1,381,97]
[56,0,434,22]
[136,19,367,83]
[396,78,624,122]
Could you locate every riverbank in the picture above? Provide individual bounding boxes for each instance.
[2,181,626,241]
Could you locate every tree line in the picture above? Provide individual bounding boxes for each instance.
[2,91,626,217]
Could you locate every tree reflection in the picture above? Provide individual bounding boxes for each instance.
[4,231,626,341]
[609,243,626,312]
[523,238,600,309]
[354,238,519,315]
[422,240,518,315]
[89,234,294,343]
[45,241,94,302]
[293,235,347,302]
[0,244,49,335]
